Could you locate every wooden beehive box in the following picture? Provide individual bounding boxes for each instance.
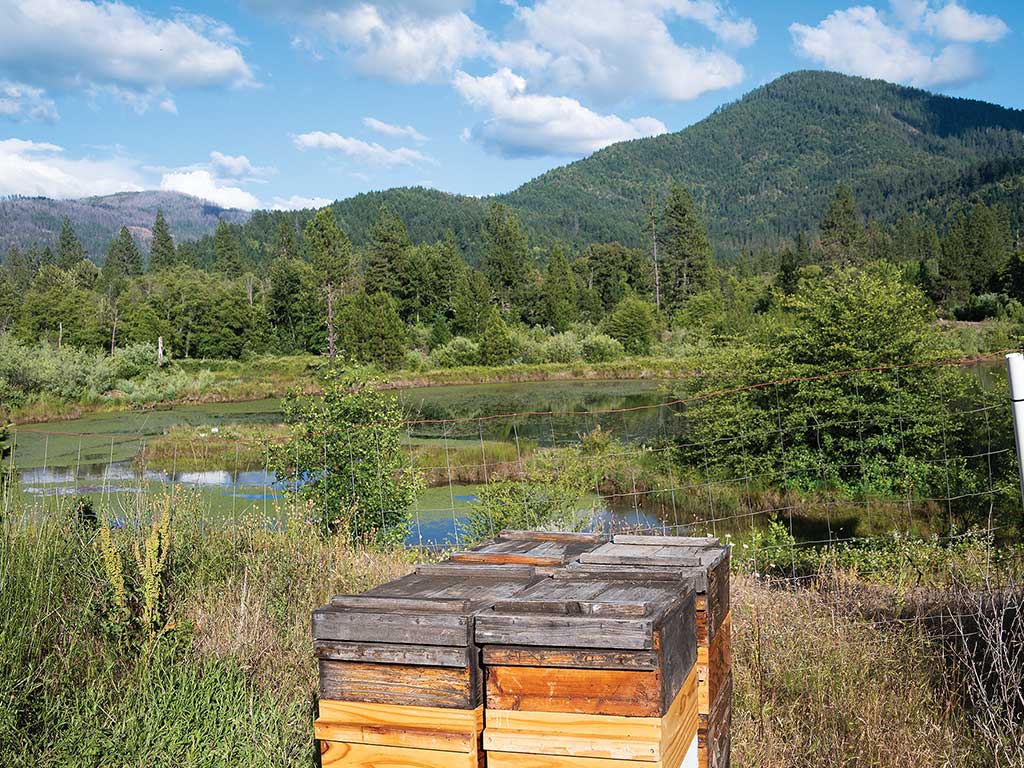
[449,530,608,569]
[312,562,546,768]
[565,535,731,768]
[475,574,699,768]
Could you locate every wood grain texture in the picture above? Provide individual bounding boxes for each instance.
[319,660,480,709]
[695,553,730,648]
[481,646,659,670]
[319,739,481,768]
[698,673,731,768]
[486,665,663,717]
[315,700,482,753]
[312,608,471,647]
[612,535,720,547]
[475,614,655,650]
[451,533,605,567]
[697,612,731,716]
[655,590,697,713]
[314,640,470,668]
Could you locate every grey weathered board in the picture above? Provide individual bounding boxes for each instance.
[475,575,696,713]
[450,530,607,567]
[569,534,731,645]
[312,565,545,707]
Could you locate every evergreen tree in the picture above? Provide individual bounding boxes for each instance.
[365,206,411,296]
[56,217,85,270]
[273,219,298,260]
[149,210,177,271]
[482,203,530,314]
[603,294,658,355]
[101,226,142,293]
[4,245,34,290]
[268,256,320,352]
[966,202,1007,293]
[304,208,355,362]
[938,215,971,305]
[543,244,578,331]
[428,315,452,350]
[479,306,514,365]
[818,184,864,264]
[432,231,464,318]
[214,220,243,276]
[661,185,713,313]
[337,291,409,369]
[453,269,491,336]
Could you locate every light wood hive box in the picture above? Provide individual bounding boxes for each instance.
[311,532,608,768]
[474,574,700,768]
[562,536,731,768]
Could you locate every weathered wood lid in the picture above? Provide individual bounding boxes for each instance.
[312,564,545,647]
[563,534,729,593]
[449,530,608,567]
[474,575,695,651]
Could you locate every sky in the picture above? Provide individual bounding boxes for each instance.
[0,0,1020,210]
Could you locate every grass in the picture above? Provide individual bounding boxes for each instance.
[1,490,1010,767]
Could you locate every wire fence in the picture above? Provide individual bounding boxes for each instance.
[2,349,1021,581]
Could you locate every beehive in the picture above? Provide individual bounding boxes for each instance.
[449,530,608,569]
[312,562,545,768]
[565,535,731,768]
[474,574,700,768]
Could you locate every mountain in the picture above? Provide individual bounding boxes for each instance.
[0,191,250,260]
[5,71,1024,264]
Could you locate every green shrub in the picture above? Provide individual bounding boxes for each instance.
[602,295,658,355]
[540,332,582,363]
[580,333,624,362]
[430,336,481,368]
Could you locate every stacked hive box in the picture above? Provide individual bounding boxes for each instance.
[475,574,700,768]
[311,531,607,768]
[565,536,731,768]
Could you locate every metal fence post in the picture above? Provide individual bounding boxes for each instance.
[1005,352,1024,509]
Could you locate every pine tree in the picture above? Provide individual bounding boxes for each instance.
[150,210,177,271]
[453,269,491,336]
[819,184,864,264]
[661,185,713,313]
[966,202,1007,293]
[482,202,530,314]
[479,305,514,365]
[56,217,85,270]
[603,294,658,355]
[101,227,142,293]
[304,208,355,362]
[214,220,243,276]
[273,219,298,260]
[428,315,452,349]
[365,206,410,296]
[543,244,578,331]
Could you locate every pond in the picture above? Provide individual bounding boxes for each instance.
[6,380,688,545]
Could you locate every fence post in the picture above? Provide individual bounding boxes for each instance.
[1005,352,1024,508]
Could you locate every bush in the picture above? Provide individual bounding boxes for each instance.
[429,336,481,368]
[110,342,160,380]
[602,295,658,355]
[580,333,624,362]
[540,332,582,363]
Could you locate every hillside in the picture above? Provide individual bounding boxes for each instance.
[0,191,249,259]
[5,71,1024,262]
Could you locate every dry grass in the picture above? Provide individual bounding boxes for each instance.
[730,574,978,767]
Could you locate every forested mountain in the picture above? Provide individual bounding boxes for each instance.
[0,191,249,259]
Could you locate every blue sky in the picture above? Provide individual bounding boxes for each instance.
[0,0,1020,210]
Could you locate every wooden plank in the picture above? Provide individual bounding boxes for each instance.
[696,552,730,647]
[660,665,699,758]
[312,608,471,647]
[481,646,659,670]
[697,674,731,768]
[654,591,697,713]
[320,740,480,768]
[696,612,731,717]
[415,563,539,579]
[486,750,656,768]
[451,551,568,566]
[490,599,651,617]
[486,665,663,717]
[319,660,479,709]
[330,595,473,612]
[475,613,654,650]
[557,564,707,593]
[315,700,481,753]
[579,544,702,568]
[314,640,470,668]
[501,531,605,543]
[613,535,720,547]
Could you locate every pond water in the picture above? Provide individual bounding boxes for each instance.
[6,380,685,545]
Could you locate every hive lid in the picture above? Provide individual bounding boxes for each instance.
[312,566,545,647]
[449,530,607,566]
[578,534,727,568]
[474,575,693,650]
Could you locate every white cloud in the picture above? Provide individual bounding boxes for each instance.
[0,137,143,198]
[0,0,256,114]
[210,151,258,179]
[489,0,751,104]
[363,117,427,143]
[924,2,1009,43]
[790,1,1008,88]
[0,80,58,122]
[159,169,261,210]
[292,131,433,166]
[270,195,333,211]
[453,68,667,158]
